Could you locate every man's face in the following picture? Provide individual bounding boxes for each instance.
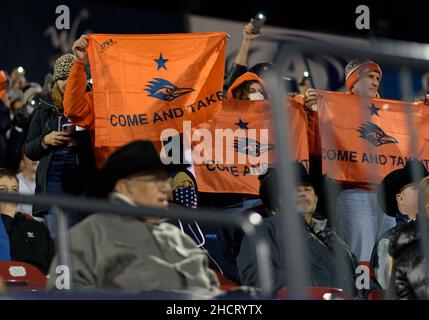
[122,169,171,208]
[295,184,318,215]
[396,183,418,218]
[351,71,381,98]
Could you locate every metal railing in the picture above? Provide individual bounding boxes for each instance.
[0,192,273,298]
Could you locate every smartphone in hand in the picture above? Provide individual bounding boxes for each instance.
[251,13,267,34]
[62,123,76,135]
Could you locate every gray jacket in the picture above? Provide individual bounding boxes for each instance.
[47,203,221,297]
[237,213,358,297]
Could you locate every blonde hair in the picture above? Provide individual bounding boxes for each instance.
[51,81,64,112]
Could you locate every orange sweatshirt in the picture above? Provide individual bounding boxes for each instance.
[63,61,119,168]
[226,72,269,100]
[64,61,162,168]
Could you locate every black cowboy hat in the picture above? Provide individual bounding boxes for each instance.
[377,160,429,216]
[258,162,327,212]
[86,140,188,198]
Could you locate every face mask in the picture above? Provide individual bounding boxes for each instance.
[172,186,198,209]
[248,92,264,101]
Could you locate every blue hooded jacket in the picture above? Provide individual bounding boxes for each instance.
[0,215,10,260]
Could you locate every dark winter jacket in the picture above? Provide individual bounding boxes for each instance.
[237,213,358,297]
[0,100,12,167]
[370,213,409,289]
[6,103,37,171]
[46,195,221,296]
[1,212,55,274]
[388,217,429,299]
[24,94,96,216]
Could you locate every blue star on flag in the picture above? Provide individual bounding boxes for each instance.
[368,103,380,117]
[235,118,249,129]
[154,53,168,70]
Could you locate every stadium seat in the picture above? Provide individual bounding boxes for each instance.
[0,261,47,292]
[367,288,385,300]
[214,271,239,291]
[358,261,371,269]
[276,287,352,300]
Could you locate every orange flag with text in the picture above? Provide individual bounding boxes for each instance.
[192,98,309,195]
[317,91,429,184]
[87,32,227,147]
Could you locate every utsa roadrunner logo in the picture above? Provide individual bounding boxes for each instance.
[357,122,398,146]
[233,137,276,157]
[144,78,195,102]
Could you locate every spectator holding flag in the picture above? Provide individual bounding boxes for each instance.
[24,54,95,238]
[303,59,396,262]
[196,71,270,283]
[227,72,269,101]
[62,35,113,168]
[223,19,274,92]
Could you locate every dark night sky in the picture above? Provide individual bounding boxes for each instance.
[1,0,427,83]
[86,0,428,43]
